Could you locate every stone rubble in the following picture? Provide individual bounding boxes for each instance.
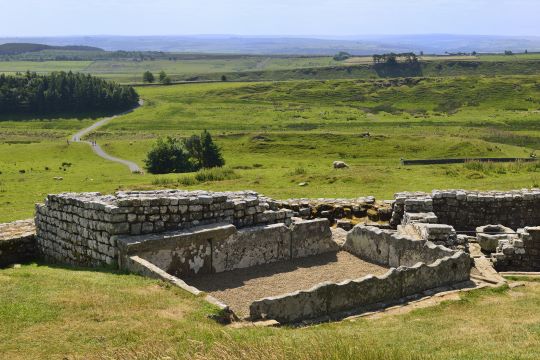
[276,197,393,223]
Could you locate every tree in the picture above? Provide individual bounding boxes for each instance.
[143,71,155,83]
[184,134,203,167]
[221,75,227,82]
[333,51,351,61]
[162,76,172,85]
[144,137,194,174]
[159,70,167,83]
[200,130,225,168]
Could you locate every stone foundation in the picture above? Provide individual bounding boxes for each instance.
[249,225,470,323]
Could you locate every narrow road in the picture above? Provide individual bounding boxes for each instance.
[71,100,143,173]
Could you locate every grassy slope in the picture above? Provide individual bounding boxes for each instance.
[1,264,539,359]
[1,77,540,222]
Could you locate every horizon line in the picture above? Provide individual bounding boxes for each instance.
[2,33,540,39]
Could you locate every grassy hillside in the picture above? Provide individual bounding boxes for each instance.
[1,77,540,221]
[1,264,540,359]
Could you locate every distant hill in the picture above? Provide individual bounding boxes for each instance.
[1,35,540,55]
[0,43,104,55]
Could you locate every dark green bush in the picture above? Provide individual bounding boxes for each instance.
[145,131,225,174]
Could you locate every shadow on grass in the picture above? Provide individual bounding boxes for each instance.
[29,260,132,276]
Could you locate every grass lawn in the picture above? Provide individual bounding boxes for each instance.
[1,264,539,359]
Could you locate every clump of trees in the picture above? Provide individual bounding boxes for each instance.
[372,53,419,65]
[0,71,139,115]
[145,131,225,174]
[143,71,155,83]
[333,51,352,61]
[371,53,422,77]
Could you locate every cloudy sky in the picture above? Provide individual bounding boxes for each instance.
[1,0,539,37]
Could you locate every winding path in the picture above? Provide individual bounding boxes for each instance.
[71,101,143,173]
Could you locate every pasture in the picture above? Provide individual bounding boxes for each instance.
[1,76,540,222]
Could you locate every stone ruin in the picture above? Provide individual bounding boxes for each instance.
[392,189,540,271]
[2,188,540,324]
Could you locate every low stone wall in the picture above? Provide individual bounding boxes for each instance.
[35,190,294,267]
[343,225,458,267]
[119,218,337,278]
[249,225,470,323]
[0,220,36,267]
[392,189,540,231]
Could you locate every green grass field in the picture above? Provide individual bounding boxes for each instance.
[1,264,540,359]
[1,76,540,222]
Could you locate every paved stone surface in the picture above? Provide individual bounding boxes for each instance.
[183,251,389,318]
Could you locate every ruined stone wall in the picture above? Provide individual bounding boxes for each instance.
[0,220,36,267]
[250,230,470,323]
[493,227,540,271]
[35,190,294,267]
[392,189,540,231]
[343,225,459,268]
[119,219,337,278]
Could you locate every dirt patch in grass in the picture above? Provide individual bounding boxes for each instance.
[184,251,389,318]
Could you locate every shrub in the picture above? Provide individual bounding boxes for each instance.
[288,167,307,176]
[333,52,351,61]
[178,168,238,186]
[194,168,238,182]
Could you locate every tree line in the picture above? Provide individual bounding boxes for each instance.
[0,71,139,115]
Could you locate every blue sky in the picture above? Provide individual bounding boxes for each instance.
[1,0,539,37]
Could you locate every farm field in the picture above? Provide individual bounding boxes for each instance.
[1,76,540,222]
[2,53,540,83]
[0,56,341,83]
